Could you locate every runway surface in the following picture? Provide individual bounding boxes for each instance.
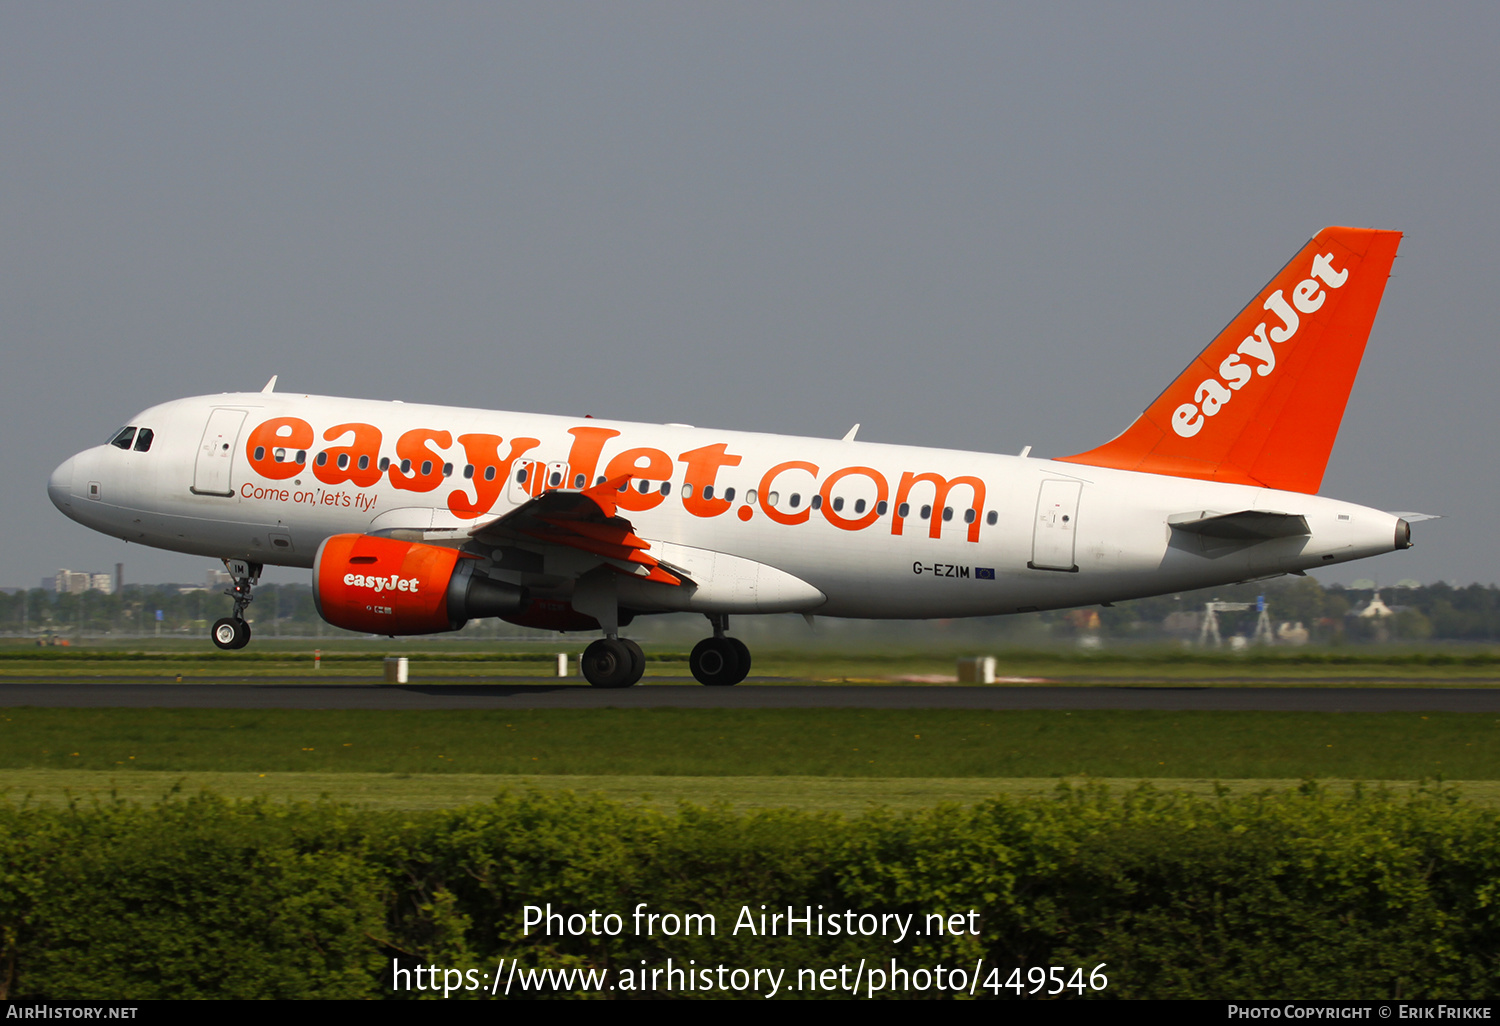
[3,681,1500,712]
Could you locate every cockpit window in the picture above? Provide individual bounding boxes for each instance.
[133,428,154,452]
[110,427,136,450]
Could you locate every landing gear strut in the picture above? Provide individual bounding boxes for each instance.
[211,559,261,651]
[581,636,646,688]
[689,614,750,686]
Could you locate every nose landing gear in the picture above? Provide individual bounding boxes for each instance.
[210,559,261,651]
[689,614,751,686]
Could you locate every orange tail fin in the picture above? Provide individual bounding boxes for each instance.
[1057,226,1402,494]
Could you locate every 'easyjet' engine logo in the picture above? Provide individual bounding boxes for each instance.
[1171,251,1349,438]
[342,573,420,593]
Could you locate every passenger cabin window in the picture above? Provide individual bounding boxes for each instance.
[986,511,998,526]
[133,428,154,452]
[110,427,136,450]
[724,487,736,502]
[877,501,888,516]
[484,466,496,481]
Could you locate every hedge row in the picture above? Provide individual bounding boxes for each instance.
[2,784,1498,999]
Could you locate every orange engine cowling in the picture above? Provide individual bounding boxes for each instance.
[313,534,525,635]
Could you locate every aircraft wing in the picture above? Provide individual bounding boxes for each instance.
[467,476,685,586]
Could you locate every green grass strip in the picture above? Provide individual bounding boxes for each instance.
[2,707,1499,780]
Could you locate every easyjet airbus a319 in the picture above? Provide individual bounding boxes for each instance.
[50,227,1420,687]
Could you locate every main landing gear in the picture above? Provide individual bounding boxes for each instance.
[689,614,750,687]
[581,636,646,689]
[210,559,261,651]
[578,615,751,688]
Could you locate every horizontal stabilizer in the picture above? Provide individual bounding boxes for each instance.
[1168,509,1310,541]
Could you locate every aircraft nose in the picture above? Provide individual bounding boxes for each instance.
[48,455,77,512]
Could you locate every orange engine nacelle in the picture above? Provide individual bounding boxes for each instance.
[313,534,525,635]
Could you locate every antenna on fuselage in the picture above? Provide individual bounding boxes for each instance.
[261,375,278,394]
[842,424,860,442]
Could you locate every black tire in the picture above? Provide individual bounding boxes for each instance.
[690,637,745,686]
[582,638,636,688]
[621,639,646,686]
[211,617,250,651]
[727,637,751,680]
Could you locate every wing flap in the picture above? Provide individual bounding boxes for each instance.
[470,475,684,586]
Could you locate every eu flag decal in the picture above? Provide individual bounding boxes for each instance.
[975,567,995,580]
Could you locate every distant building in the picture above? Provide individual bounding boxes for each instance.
[179,569,234,594]
[53,569,113,595]
[1276,621,1310,645]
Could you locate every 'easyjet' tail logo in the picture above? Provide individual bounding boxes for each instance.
[1171,251,1349,439]
[1059,226,1402,494]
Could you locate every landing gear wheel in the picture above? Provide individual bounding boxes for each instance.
[211,617,251,651]
[690,636,748,686]
[214,559,261,650]
[582,638,638,688]
[621,639,646,685]
[727,637,751,679]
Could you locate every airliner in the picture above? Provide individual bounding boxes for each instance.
[49,227,1418,687]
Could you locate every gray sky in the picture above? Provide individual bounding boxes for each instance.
[3,3,1495,589]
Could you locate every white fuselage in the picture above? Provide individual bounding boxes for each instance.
[49,392,1405,620]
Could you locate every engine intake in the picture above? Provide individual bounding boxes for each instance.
[313,534,525,635]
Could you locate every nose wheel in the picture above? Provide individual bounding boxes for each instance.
[212,617,252,650]
[689,615,751,686]
[210,559,261,651]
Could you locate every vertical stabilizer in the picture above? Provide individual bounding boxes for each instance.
[1058,227,1401,493]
